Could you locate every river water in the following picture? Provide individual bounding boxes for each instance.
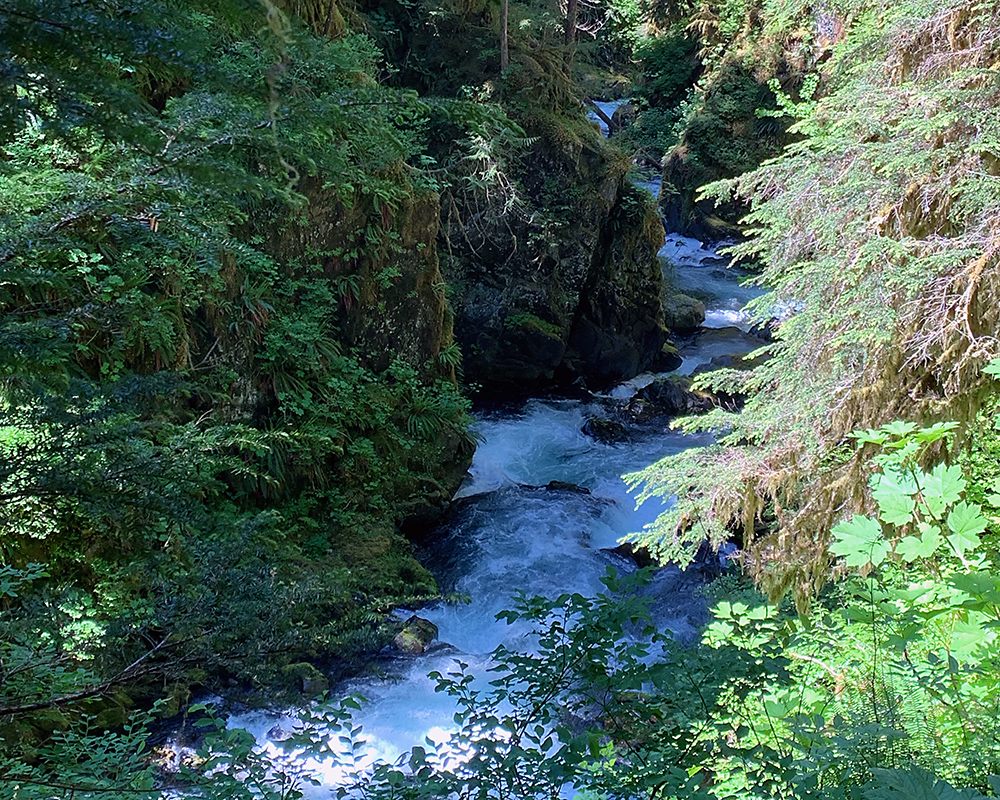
[222,227,763,795]
[220,119,765,793]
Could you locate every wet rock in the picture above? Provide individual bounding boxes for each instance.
[662,293,706,333]
[650,341,683,373]
[748,319,779,342]
[444,123,666,390]
[393,615,439,654]
[545,480,591,495]
[691,353,744,377]
[582,417,629,443]
[610,102,638,133]
[267,724,291,742]
[636,378,688,416]
[607,541,656,568]
[692,540,742,576]
[636,377,714,417]
[281,663,329,698]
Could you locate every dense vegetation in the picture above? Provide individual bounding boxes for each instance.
[4,0,1000,797]
[0,0,499,783]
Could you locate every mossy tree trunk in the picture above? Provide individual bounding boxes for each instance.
[564,0,578,66]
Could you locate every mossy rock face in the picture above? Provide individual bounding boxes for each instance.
[443,119,665,390]
[659,62,788,240]
[651,340,683,372]
[662,293,706,333]
[637,378,688,416]
[91,690,135,730]
[29,708,70,735]
[281,662,330,698]
[333,521,438,598]
[393,615,438,654]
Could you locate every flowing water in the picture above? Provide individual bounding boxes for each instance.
[585,99,627,136]
[221,121,767,795]
[225,264,758,794]
[226,400,716,790]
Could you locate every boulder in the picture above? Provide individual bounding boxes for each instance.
[281,662,330,698]
[545,480,591,494]
[607,541,656,568]
[582,417,629,444]
[662,293,706,333]
[444,122,666,391]
[650,341,683,373]
[610,102,638,133]
[636,378,688,416]
[393,615,439,654]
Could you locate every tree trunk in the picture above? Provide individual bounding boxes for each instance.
[585,98,615,134]
[564,0,578,66]
[500,0,509,72]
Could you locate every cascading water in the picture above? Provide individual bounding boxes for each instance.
[226,400,715,789]
[222,117,766,795]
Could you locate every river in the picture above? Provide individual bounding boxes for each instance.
[220,218,763,795]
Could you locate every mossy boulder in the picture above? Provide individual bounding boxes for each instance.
[651,340,683,372]
[393,615,439,654]
[281,662,330,698]
[636,377,712,417]
[582,417,629,444]
[662,293,706,333]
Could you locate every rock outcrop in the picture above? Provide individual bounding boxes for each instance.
[442,123,667,391]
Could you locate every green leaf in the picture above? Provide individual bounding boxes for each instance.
[950,613,996,659]
[871,470,917,526]
[912,421,958,443]
[920,464,966,518]
[883,420,917,438]
[895,525,942,562]
[866,767,988,800]
[982,357,1000,377]
[949,571,1000,601]
[830,515,888,568]
[946,501,987,559]
[850,428,889,446]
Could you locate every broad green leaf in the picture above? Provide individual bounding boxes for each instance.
[950,613,996,659]
[850,427,889,445]
[946,501,987,558]
[982,357,1000,377]
[895,526,942,562]
[920,463,965,517]
[912,421,958,443]
[867,766,988,800]
[883,420,917,438]
[949,571,1000,605]
[871,470,917,526]
[830,515,888,568]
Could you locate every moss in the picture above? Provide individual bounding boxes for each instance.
[284,0,347,37]
[392,615,438,654]
[332,521,438,598]
[505,313,563,340]
[281,662,330,697]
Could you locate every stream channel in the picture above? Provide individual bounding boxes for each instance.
[224,151,766,794]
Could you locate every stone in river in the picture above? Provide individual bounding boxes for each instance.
[582,417,629,443]
[662,293,706,333]
[393,615,439,654]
